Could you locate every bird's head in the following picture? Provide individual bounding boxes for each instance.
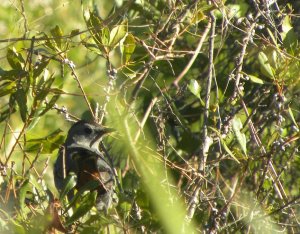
[65,120,114,153]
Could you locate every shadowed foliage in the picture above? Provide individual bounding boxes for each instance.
[0,0,300,233]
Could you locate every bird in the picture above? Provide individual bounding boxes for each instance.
[53,120,115,211]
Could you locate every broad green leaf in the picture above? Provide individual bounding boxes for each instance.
[258,52,274,79]
[101,27,110,46]
[188,79,201,99]
[188,79,205,105]
[66,191,97,225]
[50,25,63,49]
[7,48,25,70]
[247,74,264,84]
[281,15,292,40]
[122,33,136,63]
[283,29,298,53]
[232,116,247,157]
[109,20,127,48]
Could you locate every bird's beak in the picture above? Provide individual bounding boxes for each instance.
[101,127,115,134]
[89,127,115,148]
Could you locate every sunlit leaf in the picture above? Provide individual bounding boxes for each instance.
[0,80,16,97]
[209,127,240,163]
[122,33,136,63]
[188,79,201,99]
[87,10,103,45]
[7,48,25,70]
[258,52,274,79]
[38,94,60,116]
[25,129,64,153]
[50,25,63,49]
[288,107,299,130]
[59,173,77,201]
[247,74,264,84]
[101,27,110,46]
[232,116,247,157]
[109,20,127,48]
[19,179,30,213]
[227,3,249,18]
[66,191,97,225]
[33,59,50,78]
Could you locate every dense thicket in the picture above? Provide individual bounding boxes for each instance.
[0,0,299,233]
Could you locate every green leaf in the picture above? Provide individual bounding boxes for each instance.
[33,59,50,78]
[247,74,264,84]
[0,68,27,80]
[209,127,240,163]
[70,29,80,37]
[50,25,63,49]
[288,107,299,130]
[109,20,127,48]
[258,52,274,79]
[39,94,60,116]
[188,79,201,99]
[191,8,206,24]
[101,26,110,46]
[122,33,136,63]
[59,173,77,201]
[0,108,15,122]
[88,10,103,45]
[66,191,97,225]
[19,179,30,213]
[25,129,64,154]
[0,80,16,97]
[227,3,249,18]
[188,79,205,105]
[7,48,25,70]
[281,15,293,40]
[232,116,247,157]
[43,34,57,51]
[15,87,28,122]
[36,73,55,102]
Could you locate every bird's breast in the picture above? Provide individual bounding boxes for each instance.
[76,157,113,195]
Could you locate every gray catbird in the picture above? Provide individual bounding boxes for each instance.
[53,120,115,211]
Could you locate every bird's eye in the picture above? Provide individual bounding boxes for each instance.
[84,126,93,134]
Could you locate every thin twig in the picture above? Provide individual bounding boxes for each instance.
[199,12,216,173]
[69,66,95,118]
[173,24,210,88]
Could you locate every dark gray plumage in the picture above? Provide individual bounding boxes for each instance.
[54,120,115,211]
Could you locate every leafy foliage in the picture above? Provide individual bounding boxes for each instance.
[0,0,300,233]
